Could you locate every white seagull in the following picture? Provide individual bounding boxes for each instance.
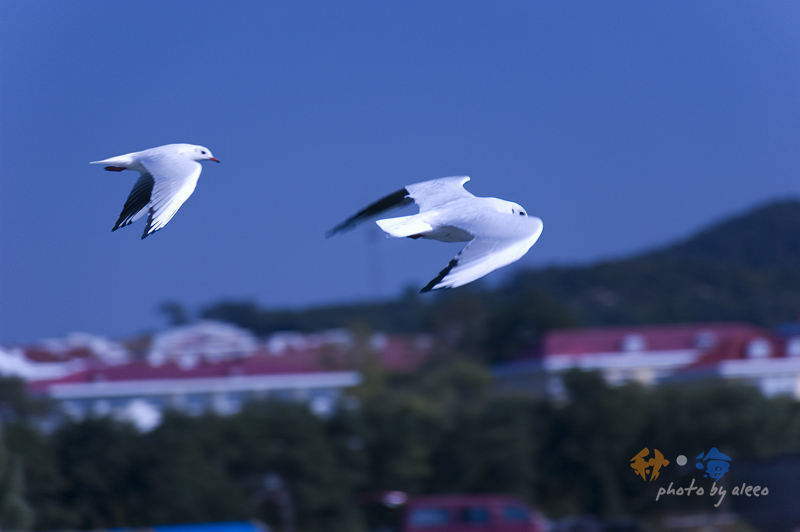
[327,176,543,292]
[91,143,219,239]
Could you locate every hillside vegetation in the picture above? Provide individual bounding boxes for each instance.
[514,198,800,326]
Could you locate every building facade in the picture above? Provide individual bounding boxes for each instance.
[494,322,800,400]
[7,321,432,430]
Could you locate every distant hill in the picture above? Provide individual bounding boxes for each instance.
[647,199,800,269]
[202,198,800,359]
[512,198,800,327]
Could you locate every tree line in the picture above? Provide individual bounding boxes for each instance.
[2,360,800,531]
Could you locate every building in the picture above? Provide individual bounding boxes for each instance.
[15,321,433,430]
[29,354,361,430]
[0,332,129,381]
[493,322,800,400]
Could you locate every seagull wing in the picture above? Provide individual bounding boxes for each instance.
[138,154,202,239]
[421,214,543,292]
[325,176,473,237]
[113,173,154,231]
[405,176,473,212]
[326,188,413,237]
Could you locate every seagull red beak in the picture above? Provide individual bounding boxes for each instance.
[209,157,220,163]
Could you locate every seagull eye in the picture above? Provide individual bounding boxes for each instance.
[519,211,525,216]
[201,150,207,155]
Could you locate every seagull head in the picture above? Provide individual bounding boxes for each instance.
[487,198,528,217]
[509,202,527,217]
[190,145,220,163]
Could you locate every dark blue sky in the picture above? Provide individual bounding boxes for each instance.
[2,1,799,343]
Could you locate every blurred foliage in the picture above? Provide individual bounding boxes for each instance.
[647,199,800,269]
[159,300,190,326]
[0,376,51,423]
[513,199,800,327]
[0,378,37,530]
[201,287,428,336]
[202,285,576,364]
[3,366,800,530]
[0,428,33,530]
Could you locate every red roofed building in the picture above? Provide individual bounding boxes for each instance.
[30,355,361,430]
[0,332,130,381]
[22,321,434,430]
[495,322,800,400]
[544,322,770,385]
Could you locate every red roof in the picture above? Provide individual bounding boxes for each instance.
[542,322,797,372]
[544,322,766,355]
[682,331,786,370]
[22,346,94,363]
[29,355,315,394]
[28,336,432,394]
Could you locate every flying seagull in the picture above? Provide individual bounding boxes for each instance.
[327,176,543,292]
[91,143,219,239]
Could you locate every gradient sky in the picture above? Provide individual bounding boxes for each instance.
[2,1,799,344]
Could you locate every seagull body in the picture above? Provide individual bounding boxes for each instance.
[91,143,219,239]
[327,176,543,292]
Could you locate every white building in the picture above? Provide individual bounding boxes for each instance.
[24,321,432,430]
[494,322,800,400]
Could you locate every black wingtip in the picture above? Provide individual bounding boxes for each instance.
[420,258,459,293]
[327,187,412,238]
[142,208,155,239]
[113,173,153,235]
[112,219,132,232]
[325,223,351,239]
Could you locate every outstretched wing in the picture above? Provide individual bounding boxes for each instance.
[421,215,543,292]
[325,176,474,237]
[405,176,473,212]
[326,188,412,237]
[113,173,154,231]
[138,154,202,239]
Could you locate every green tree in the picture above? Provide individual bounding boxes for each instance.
[530,370,651,516]
[48,417,151,530]
[159,300,190,326]
[0,376,52,423]
[0,430,33,530]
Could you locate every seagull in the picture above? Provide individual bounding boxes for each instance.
[327,176,543,292]
[91,143,219,239]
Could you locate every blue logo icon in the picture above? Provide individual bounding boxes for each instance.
[695,447,732,480]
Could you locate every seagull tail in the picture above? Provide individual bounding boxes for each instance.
[376,215,432,238]
[90,154,132,167]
